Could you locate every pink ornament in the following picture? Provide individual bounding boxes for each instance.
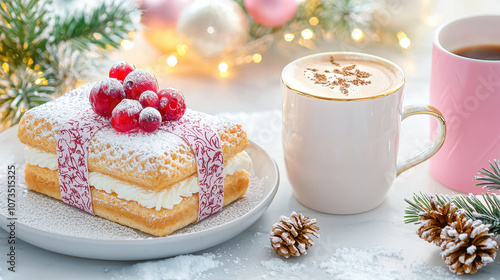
[244,0,298,27]
[140,0,193,28]
[140,0,194,53]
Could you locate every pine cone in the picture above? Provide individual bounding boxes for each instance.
[417,200,463,246]
[270,211,319,258]
[440,212,499,274]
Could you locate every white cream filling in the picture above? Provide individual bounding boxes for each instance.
[24,146,253,210]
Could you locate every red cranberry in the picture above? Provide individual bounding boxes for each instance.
[157,88,186,121]
[89,78,125,117]
[139,90,159,108]
[111,99,142,133]
[109,61,135,82]
[139,107,162,132]
[123,69,158,100]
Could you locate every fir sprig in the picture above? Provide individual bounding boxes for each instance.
[0,0,50,69]
[404,160,500,236]
[0,0,140,127]
[51,0,138,52]
[454,193,500,234]
[475,159,500,190]
[404,192,500,236]
[404,192,451,224]
[0,66,54,124]
[320,0,374,38]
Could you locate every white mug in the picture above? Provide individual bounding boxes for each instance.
[282,52,446,214]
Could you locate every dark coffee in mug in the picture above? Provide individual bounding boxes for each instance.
[453,44,500,60]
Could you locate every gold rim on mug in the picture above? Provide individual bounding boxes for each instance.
[396,105,447,176]
[281,52,406,101]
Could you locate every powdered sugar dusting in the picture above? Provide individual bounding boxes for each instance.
[112,253,221,280]
[114,60,129,68]
[112,99,142,116]
[319,247,404,280]
[19,83,246,188]
[411,263,461,280]
[138,107,161,122]
[20,83,94,142]
[98,78,124,92]
[261,258,306,275]
[111,245,461,280]
[125,69,156,84]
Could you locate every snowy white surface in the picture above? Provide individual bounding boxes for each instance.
[3,3,500,277]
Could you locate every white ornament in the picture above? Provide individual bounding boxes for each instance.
[177,0,249,59]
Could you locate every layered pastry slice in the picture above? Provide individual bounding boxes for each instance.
[17,83,252,236]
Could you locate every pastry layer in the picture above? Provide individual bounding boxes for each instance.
[17,83,249,191]
[25,164,250,236]
[25,145,253,210]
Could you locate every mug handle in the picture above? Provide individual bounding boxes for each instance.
[396,105,446,176]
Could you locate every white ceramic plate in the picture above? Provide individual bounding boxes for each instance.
[0,125,279,261]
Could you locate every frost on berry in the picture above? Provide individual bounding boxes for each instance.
[109,61,135,82]
[139,107,162,132]
[139,90,159,108]
[123,69,158,100]
[89,78,125,117]
[157,88,187,121]
[111,99,142,132]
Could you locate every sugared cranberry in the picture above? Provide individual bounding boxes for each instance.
[139,90,159,108]
[123,69,158,100]
[111,99,142,133]
[139,107,162,132]
[89,78,125,117]
[157,88,186,121]
[109,61,135,82]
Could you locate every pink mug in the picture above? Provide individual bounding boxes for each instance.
[430,15,500,194]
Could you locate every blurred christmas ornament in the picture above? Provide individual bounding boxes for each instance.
[142,0,436,76]
[140,0,194,53]
[244,0,298,27]
[177,0,249,59]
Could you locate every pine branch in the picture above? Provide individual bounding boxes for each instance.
[404,192,500,236]
[453,193,500,235]
[0,65,54,125]
[404,192,451,224]
[475,160,500,191]
[320,0,374,39]
[43,42,90,95]
[0,0,140,127]
[0,0,50,68]
[50,0,140,53]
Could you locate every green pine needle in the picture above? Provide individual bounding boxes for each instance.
[475,160,500,190]
[453,193,500,234]
[405,161,500,236]
[0,0,140,127]
[321,0,373,38]
[403,192,451,224]
[404,192,500,236]
[0,65,55,124]
[51,0,140,52]
[0,0,50,68]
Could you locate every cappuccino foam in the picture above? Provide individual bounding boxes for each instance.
[282,53,403,99]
